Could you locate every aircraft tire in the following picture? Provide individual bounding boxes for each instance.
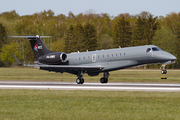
[105,78,108,83]
[76,78,81,84]
[161,70,167,74]
[100,78,104,83]
[76,78,84,84]
[81,78,84,84]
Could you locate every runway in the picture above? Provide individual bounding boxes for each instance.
[0,81,180,92]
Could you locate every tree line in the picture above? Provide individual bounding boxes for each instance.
[0,10,179,68]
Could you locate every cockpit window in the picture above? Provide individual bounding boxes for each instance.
[146,48,152,53]
[152,47,161,51]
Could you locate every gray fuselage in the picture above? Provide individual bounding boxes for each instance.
[67,45,176,72]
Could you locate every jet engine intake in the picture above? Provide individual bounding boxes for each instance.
[60,53,67,62]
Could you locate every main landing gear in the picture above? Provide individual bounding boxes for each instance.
[76,77,84,84]
[76,71,84,84]
[76,71,110,84]
[100,72,109,84]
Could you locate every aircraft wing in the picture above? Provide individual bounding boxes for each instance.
[27,64,104,70]
[13,54,104,71]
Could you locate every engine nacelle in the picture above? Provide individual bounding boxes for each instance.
[39,52,68,65]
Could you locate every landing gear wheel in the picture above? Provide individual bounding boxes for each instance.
[161,70,167,74]
[100,72,109,84]
[76,78,84,84]
[100,78,108,83]
[100,78,105,83]
[104,78,108,83]
[81,78,84,84]
[76,78,81,84]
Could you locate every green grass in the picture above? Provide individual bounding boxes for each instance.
[0,68,180,119]
[0,90,180,120]
[0,67,180,83]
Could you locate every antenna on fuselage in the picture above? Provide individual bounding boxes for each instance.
[77,51,79,53]
[119,46,121,48]
[86,49,88,52]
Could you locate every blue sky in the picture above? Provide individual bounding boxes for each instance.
[0,0,180,17]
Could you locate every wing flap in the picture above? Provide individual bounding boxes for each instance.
[27,64,104,71]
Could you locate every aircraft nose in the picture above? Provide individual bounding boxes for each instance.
[157,52,177,61]
[165,52,176,61]
[170,55,177,60]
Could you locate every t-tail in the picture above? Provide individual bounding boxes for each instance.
[7,35,68,65]
[7,35,52,60]
[28,35,52,60]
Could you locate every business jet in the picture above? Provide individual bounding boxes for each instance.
[9,35,176,84]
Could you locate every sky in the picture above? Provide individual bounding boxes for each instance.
[0,0,180,17]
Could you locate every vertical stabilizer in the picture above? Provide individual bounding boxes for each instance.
[6,35,52,60]
[28,35,51,60]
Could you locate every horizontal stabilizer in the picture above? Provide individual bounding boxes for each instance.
[6,35,52,39]
[13,54,23,66]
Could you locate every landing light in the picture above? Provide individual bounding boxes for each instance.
[171,60,175,63]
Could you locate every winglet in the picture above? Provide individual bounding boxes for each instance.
[13,54,23,66]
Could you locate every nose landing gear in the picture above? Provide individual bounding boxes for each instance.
[161,70,167,74]
[161,65,167,74]
[161,65,167,79]
[76,71,85,84]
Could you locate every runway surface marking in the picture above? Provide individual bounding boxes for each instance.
[0,81,180,92]
[0,85,180,91]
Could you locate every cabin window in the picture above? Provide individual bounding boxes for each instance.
[83,57,85,60]
[116,53,118,57]
[107,54,109,57]
[146,48,152,53]
[111,54,113,57]
[102,55,104,58]
[98,55,100,58]
[124,53,126,56]
[79,57,81,60]
[152,47,161,51]
[119,53,121,56]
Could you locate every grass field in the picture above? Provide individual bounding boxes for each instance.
[0,67,180,83]
[0,68,180,119]
[0,90,180,120]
